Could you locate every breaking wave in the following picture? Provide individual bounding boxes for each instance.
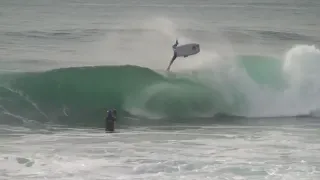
[0,44,320,127]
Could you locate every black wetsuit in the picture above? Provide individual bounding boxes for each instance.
[105,110,116,132]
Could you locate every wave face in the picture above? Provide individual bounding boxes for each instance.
[0,65,236,126]
[0,44,320,126]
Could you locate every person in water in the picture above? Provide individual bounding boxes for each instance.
[105,109,117,132]
[166,39,179,71]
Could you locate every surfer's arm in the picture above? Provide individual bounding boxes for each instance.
[172,39,178,49]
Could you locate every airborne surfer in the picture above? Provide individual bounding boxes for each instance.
[166,39,179,71]
[166,39,200,71]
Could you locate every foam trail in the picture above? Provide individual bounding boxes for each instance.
[3,86,49,120]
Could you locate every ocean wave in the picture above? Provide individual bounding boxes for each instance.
[0,44,320,127]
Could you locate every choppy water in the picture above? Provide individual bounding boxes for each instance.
[1,119,320,179]
[1,0,320,179]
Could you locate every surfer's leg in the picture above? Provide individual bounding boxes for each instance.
[167,53,177,71]
[105,118,115,132]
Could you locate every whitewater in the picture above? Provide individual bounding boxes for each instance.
[1,0,320,179]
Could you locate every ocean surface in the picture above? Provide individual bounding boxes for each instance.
[1,0,320,179]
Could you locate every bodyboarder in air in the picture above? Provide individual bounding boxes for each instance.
[166,39,201,71]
